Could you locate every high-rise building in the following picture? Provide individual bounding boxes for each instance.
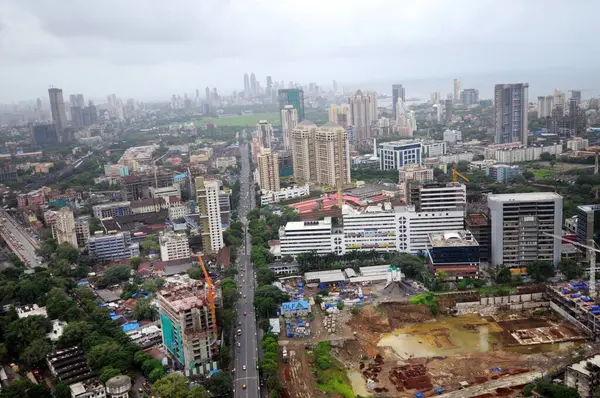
[392,84,405,120]
[243,73,250,97]
[75,215,91,248]
[291,121,350,186]
[157,280,218,376]
[256,120,274,149]
[51,207,78,248]
[328,105,338,124]
[333,80,338,94]
[75,94,85,108]
[571,90,582,106]
[493,83,529,144]
[250,72,257,97]
[554,89,566,110]
[337,104,350,130]
[159,231,191,261]
[31,123,58,147]
[281,105,298,151]
[537,96,554,118]
[205,87,210,102]
[453,79,461,103]
[257,148,280,192]
[349,90,377,142]
[430,92,441,105]
[196,177,223,254]
[408,182,466,212]
[70,107,83,128]
[488,192,562,268]
[48,88,68,132]
[444,99,453,123]
[278,89,305,123]
[460,89,479,106]
[266,76,273,98]
[576,205,600,262]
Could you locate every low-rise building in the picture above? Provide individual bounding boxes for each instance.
[567,137,589,151]
[487,164,521,182]
[159,231,191,261]
[150,185,181,200]
[260,185,310,206]
[215,156,237,169]
[47,346,95,386]
[426,231,480,280]
[88,231,140,261]
[70,379,106,398]
[105,375,132,398]
[564,354,600,398]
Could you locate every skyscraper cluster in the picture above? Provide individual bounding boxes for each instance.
[348,90,377,143]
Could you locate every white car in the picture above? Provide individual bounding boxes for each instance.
[242,365,246,371]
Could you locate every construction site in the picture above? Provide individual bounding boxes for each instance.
[277,284,594,398]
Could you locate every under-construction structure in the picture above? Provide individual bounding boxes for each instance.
[564,354,600,397]
[157,279,219,376]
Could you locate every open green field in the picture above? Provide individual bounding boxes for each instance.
[194,112,281,128]
[532,169,555,179]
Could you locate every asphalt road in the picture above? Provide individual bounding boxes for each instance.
[0,209,42,268]
[234,141,260,398]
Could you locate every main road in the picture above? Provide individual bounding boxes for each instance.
[234,140,260,398]
[0,209,42,268]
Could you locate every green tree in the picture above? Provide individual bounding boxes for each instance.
[206,372,233,397]
[55,242,79,263]
[58,321,94,348]
[254,285,289,317]
[492,265,513,285]
[188,385,210,398]
[46,287,74,320]
[20,338,52,367]
[132,299,158,321]
[558,259,584,280]
[0,378,52,398]
[152,373,190,398]
[99,366,122,384]
[104,265,131,283]
[5,315,52,356]
[141,236,160,252]
[130,256,141,270]
[186,267,204,280]
[526,260,555,282]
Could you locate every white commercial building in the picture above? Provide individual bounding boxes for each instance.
[421,141,447,158]
[379,141,423,170]
[484,143,563,163]
[443,129,462,143]
[488,192,563,268]
[279,203,465,256]
[159,231,191,261]
[168,204,190,221]
[150,185,181,200]
[567,137,589,151]
[260,184,310,206]
[52,207,78,248]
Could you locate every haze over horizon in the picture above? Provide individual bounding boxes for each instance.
[1,0,598,102]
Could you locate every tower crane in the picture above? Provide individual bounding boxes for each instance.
[197,255,218,336]
[543,233,599,298]
[451,164,470,183]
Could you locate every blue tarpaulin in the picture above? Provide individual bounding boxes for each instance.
[121,323,140,332]
[209,369,221,375]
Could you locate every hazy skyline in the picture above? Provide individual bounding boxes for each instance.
[1,0,598,102]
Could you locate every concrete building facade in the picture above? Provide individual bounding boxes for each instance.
[488,192,563,268]
[494,83,529,144]
[159,231,191,261]
[196,177,223,254]
[257,148,280,192]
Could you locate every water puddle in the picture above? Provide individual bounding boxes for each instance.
[347,370,372,397]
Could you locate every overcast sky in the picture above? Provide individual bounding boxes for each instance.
[0,0,597,102]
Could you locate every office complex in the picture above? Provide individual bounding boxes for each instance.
[280,105,298,151]
[575,205,600,262]
[460,89,479,106]
[378,141,422,170]
[159,231,191,261]
[52,207,78,248]
[157,280,218,376]
[196,177,223,254]
[279,202,465,257]
[392,84,405,120]
[494,83,529,144]
[278,89,305,123]
[256,120,274,149]
[408,182,466,212]
[257,148,280,192]
[48,88,68,132]
[465,213,490,263]
[291,121,351,186]
[349,90,377,142]
[488,192,562,268]
[88,231,140,261]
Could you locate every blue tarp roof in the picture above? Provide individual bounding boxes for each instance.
[122,323,140,332]
[77,280,89,286]
[110,314,123,321]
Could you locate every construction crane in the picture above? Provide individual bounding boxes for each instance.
[451,164,470,183]
[544,233,599,298]
[197,255,218,336]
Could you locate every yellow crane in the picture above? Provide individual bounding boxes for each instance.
[451,164,470,183]
[197,255,218,336]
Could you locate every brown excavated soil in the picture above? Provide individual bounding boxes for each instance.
[379,302,433,328]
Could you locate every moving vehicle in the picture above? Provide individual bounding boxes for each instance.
[244,311,247,316]
[242,365,246,371]
[242,384,247,390]
[237,329,242,336]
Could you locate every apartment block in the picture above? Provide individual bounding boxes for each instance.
[75,215,91,247]
[256,120,274,149]
[52,207,78,247]
[157,280,218,376]
[257,148,280,191]
[408,182,466,212]
[159,231,191,261]
[88,231,140,261]
[488,192,562,268]
[196,177,223,254]
[494,83,529,144]
[93,202,132,219]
